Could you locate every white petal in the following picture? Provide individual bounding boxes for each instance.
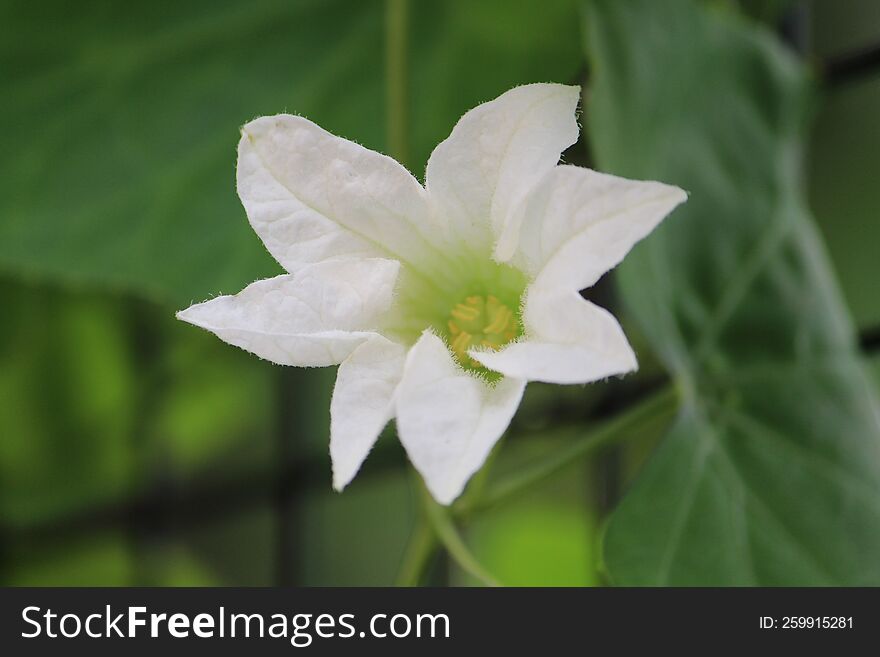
[396,332,526,505]
[425,84,580,253]
[330,335,406,490]
[238,114,442,273]
[470,285,636,384]
[177,258,399,366]
[499,165,687,289]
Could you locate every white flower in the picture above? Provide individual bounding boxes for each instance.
[177,83,686,504]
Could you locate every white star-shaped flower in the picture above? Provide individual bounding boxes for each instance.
[178,83,686,504]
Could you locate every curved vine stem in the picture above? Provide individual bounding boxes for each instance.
[395,385,679,585]
[385,0,409,167]
[420,482,501,587]
[395,516,437,586]
[457,384,679,516]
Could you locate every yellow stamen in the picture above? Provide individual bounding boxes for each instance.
[451,330,473,356]
[484,305,512,334]
[451,304,479,321]
[446,294,519,368]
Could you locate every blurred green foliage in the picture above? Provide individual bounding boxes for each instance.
[586,0,880,585]
[0,0,581,305]
[1,0,591,586]
[2,0,879,586]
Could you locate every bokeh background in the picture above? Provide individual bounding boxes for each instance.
[2,0,879,586]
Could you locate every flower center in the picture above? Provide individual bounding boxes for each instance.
[447,294,519,368]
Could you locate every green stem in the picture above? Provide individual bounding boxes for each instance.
[395,385,678,584]
[395,517,437,586]
[420,483,501,587]
[459,384,679,515]
[386,0,428,589]
[385,0,409,166]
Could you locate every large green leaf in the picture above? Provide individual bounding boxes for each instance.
[2,0,384,304]
[1,0,580,305]
[584,0,880,585]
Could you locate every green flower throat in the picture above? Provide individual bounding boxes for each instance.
[386,258,527,373]
[447,294,519,367]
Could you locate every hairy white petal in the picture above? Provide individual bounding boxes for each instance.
[177,258,399,366]
[238,114,441,273]
[425,83,580,253]
[471,285,637,384]
[396,332,526,505]
[176,84,689,502]
[331,335,406,491]
[499,165,686,288]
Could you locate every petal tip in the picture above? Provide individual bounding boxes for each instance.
[560,82,582,97]
[174,301,214,328]
[240,114,300,143]
[522,81,580,96]
[424,480,458,506]
[175,306,194,323]
[331,475,348,493]
[331,458,357,492]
